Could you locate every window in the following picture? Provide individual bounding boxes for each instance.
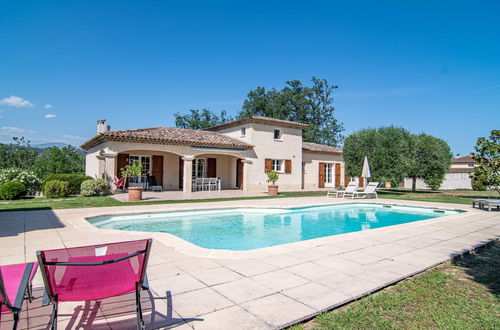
[240,127,246,137]
[192,159,206,178]
[129,155,151,182]
[274,129,282,140]
[468,163,474,168]
[272,159,284,173]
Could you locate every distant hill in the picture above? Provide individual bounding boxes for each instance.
[33,142,71,149]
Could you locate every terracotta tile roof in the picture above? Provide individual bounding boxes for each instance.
[302,142,343,154]
[452,155,474,163]
[204,116,309,131]
[447,168,474,174]
[80,127,254,150]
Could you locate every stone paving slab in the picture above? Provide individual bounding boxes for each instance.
[0,197,498,329]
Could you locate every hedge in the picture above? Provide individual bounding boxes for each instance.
[43,174,92,195]
[43,180,69,198]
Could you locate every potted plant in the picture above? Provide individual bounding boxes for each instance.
[266,170,279,196]
[121,160,143,201]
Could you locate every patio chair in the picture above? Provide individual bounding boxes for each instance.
[208,177,218,191]
[37,239,152,330]
[346,181,379,199]
[0,262,38,330]
[327,181,358,198]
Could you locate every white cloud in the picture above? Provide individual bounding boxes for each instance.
[0,96,34,108]
[44,104,53,109]
[44,114,57,119]
[61,134,85,141]
[0,126,35,134]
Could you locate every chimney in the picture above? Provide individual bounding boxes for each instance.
[97,120,107,134]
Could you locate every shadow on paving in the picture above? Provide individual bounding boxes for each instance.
[7,287,201,329]
[0,209,65,238]
[452,241,500,296]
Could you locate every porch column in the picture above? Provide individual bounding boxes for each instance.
[340,163,346,187]
[182,155,194,192]
[241,158,252,192]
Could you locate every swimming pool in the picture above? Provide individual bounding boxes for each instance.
[88,204,459,251]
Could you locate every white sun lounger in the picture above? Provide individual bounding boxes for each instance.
[345,181,379,199]
[327,182,358,198]
[472,199,500,211]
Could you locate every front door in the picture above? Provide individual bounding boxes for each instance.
[152,155,163,186]
[236,159,243,189]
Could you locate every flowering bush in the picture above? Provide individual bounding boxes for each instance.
[80,179,109,196]
[0,168,41,195]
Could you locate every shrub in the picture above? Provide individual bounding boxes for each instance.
[266,170,279,185]
[0,168,41,195]
[0,181,27,200]
[80,179,109,196]
[43,180,69,198]
[472,177,487,191]
[43,174,92,195]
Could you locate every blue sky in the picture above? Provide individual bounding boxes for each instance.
[0,0,498,155]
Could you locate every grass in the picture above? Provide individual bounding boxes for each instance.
[0,188,498,212]
[291,242,500,330]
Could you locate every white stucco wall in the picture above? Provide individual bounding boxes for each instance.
[404,173,472,190]
[224,123,303,192]
[302,152,345,190]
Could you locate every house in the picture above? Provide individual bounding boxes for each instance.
[403,155,475,190]
[80,116,347,192]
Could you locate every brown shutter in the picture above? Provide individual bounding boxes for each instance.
[236,159,244,189]
[265,159,272,172]
[344,166,351,186]
[207,158,217,177]
[285,160,292,174]
[318,162,325,188]
[335,163,341,187]
[152,155,164,186]
[116,153,129,178]
[179,157,184,189]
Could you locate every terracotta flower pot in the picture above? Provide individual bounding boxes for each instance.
[128,187,143,201]
[385,182,391,189]
[268,185,279,196]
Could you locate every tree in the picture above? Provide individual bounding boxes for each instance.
[471,130,500,195]
[239,77,344,146]
[174,109,233,130]
[407,134,452,191]
[343,127,415,183]
[32,146,85,178]
[0,137,38,169]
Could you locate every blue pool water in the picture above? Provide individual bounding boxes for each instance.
[88,204,459,251]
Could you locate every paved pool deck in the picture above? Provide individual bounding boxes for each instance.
[0,197,498,329]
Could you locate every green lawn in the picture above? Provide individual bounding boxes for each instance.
[0,189,498,212]
[291,242,500,330]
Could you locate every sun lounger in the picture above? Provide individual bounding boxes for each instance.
[327,182,358,198]
[37,239,152,330]
[472,199,500,211]
[345,182,379,199]
[0,262,38,329]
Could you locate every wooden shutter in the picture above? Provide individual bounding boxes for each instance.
[265,159,272,172]
[116,153,129,178]
[318,162,326,188]
[179,157,184,189]
[335,163,341,187]
[207,158,217,177]
[152,155,164,186]
[285,160,292,174]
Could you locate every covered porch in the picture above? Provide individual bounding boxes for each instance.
[96,147,249,193]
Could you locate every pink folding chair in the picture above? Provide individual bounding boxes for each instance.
[0,262,38,329]
[37,239,152,330]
